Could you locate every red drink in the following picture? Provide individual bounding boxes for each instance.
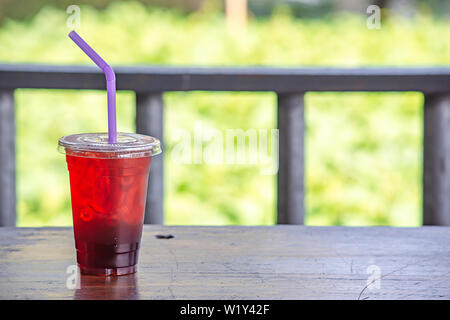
[59,133,161,276]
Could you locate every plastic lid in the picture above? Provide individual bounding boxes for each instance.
[58,133,161,159]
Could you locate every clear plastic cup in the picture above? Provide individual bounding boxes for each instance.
[58,133,161,276]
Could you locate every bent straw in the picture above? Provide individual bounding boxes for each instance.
[68,30,117,144]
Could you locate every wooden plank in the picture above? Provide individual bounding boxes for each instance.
[0,225,449,299]
[423,94,450,226]
[0,90,16,226]
[136,93,164,224]
[277,93,305,224]
[1,64,450,93]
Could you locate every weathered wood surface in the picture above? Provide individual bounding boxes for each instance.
[136,93,164,224]
[277,93,305,224]
[0,226,449,300]
[423,94,450,226]
[0,90,16,226]
[1,64,450,93]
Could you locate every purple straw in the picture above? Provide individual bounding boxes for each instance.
[68,31,117,144]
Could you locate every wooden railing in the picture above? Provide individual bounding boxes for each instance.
[1,64,450,226]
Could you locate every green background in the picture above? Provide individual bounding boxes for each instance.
[0,2,449,226]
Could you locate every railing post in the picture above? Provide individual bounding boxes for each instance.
[0,90,16,226]
[277,93,305,224]
[136,92,164,224]
[423,94,450,226]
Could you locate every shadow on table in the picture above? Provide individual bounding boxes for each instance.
[73,272,140,300]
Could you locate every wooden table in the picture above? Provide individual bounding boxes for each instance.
[0,225,449,300]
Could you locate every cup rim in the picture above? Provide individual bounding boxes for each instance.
[58,132,162,159]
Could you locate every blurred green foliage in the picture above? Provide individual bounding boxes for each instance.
[0,2,449,226]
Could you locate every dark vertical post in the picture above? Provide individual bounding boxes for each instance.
[136,92,164,224]
[423,94,450,226]
[0,90,16,226]
[277,93,305,224]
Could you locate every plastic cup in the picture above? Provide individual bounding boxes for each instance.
[58,133,161,276]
